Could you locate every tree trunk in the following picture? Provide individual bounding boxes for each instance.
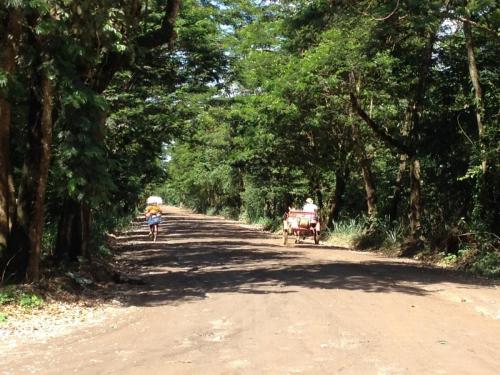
[351,121,377,219]
[327,168,349,228]
[0,8,21,256]
[55,199,84,262]
[80,203,91,260]
[409,158,422,238]
[315,188,323,211]
[463,19,486,172]
[8,173,16,231]
[404,26,439,240]
[9,17,54,282]
[389,154,407,222]
[348,76,377,221]
[464,20,498,232]
[26,74,53,282]
[360,157,377,219]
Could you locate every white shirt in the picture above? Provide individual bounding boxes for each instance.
[303,203,318,213]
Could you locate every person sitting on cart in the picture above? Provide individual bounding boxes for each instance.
[303,197,318,213]
[303,198,319,222]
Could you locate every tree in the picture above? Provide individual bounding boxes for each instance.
[1,0,181,281]
[0,4,21,264]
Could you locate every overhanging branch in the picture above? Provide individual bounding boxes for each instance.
[350,92,413,156]
[137,0,181,48]
[92,0,181,93]
[442,10,500,42]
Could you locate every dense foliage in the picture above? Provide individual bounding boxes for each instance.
[0,0,499,282]
[163,0,499,273]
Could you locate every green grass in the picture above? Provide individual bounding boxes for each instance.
[0,286,44,324]
[19,293,44,308]
[324,217,408,252]
[324,219,365,248]
[0,286,44,309]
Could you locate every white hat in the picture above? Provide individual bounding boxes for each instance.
[306,197,313,204]
[147,196,163,205]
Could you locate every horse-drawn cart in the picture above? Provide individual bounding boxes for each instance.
[283,210,320,245]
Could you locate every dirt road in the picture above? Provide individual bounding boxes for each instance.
[2,206,500,374]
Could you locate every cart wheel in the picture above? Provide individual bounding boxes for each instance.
[314,231,320,244]
[283,229,288,245]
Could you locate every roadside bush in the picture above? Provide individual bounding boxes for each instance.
[428,229,500,278]
[88,209,136,258]
[334,218,365,235]
[219,206,240,220]
[239,210,250,223]
[241,184,266,223]
[325,218,364,248]
[380,221,406,246]
[348,218,407,251]
[453,231,500,277]
[469,251,500,278]
[353,229,385,250]
[255,216,282,232]
[206,207,217,216]
[0,286,44,309]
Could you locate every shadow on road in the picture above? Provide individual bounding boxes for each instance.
[112,212,497,307]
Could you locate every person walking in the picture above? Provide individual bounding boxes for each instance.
[145,203,162,242]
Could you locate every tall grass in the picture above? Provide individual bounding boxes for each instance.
[325,217,407,250]
[324,218,365,248]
